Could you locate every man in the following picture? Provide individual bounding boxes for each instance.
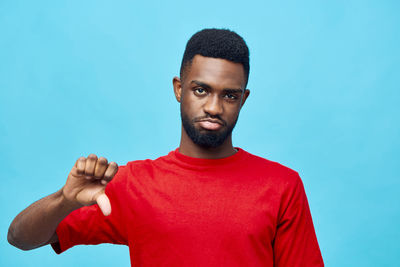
[8,28,324,266]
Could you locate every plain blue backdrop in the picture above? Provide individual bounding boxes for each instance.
[1,0,399,266]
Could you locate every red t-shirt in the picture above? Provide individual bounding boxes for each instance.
[53,148,324,266]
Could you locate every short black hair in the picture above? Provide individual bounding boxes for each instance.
[180,28,250,85]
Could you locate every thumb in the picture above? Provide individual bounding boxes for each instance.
[96,193,112,216]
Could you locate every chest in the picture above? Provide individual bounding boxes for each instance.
[125,169,280,244]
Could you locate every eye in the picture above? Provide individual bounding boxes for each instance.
[194,87,207,96]
[224,93,238,100]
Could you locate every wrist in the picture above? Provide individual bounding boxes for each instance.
[55,189,83,213]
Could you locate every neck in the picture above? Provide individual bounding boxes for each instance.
[178,127,237,159]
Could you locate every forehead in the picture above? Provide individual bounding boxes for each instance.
[184,55,246,89]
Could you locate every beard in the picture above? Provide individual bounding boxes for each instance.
[180,107,238,148]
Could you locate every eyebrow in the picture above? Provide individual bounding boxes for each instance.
[190,80,243,93]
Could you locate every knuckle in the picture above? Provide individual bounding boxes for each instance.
[88,154,98,160]
[104,175,113,181]
[85,169,94,175]
[109,162,118,168]
[98,157,108,165]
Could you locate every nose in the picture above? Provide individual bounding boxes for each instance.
[203,94,223,116]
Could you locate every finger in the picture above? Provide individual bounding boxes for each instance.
[96,193,111,216]
[75,157,86,175]
[70,166,82,177]
[85,154,97,176]
[94,157,108,179]
[103,162,118,182]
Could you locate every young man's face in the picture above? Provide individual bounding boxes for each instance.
[174,55,250,148]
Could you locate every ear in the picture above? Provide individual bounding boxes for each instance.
[173,76,182,103]
[240,89,250,108]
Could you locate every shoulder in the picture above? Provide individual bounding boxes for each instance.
[241,149,300,176]
[240,149,302,186]
[105,158,157,195]
[121,152,173,177]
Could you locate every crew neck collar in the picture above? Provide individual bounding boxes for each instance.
[173,147,246,167]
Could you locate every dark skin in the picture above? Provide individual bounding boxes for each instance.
[8,54,250,251]
[173,55,250,159]
[8,155,119,249]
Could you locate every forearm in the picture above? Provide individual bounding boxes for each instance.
[8,189,82,250]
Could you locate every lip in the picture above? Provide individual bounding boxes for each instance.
[197,119,224,131]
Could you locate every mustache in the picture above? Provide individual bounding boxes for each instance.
[193,115,227,126]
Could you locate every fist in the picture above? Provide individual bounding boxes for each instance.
[63,154,118,216]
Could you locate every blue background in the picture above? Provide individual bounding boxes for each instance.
[1,0,399,266]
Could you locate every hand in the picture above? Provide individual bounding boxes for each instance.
[63,154,118,216]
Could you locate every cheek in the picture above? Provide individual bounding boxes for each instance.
[181,97,200,118]
[182,95,204,113]
[223,104,241,120]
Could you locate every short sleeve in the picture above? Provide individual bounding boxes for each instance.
[52,166,129,254]
[273,173,324,267]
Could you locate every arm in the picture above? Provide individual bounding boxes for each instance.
[7,154,118,251]
[7,189,79,250]
[273,174,324,267]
